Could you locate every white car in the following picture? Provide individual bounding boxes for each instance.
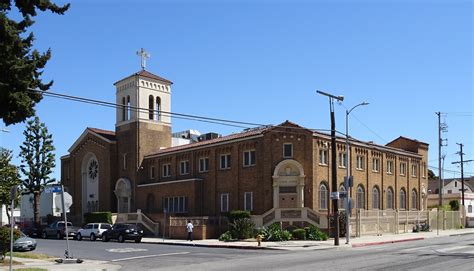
[76,223,112,241]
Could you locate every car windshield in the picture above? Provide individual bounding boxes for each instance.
[19,231,27,238]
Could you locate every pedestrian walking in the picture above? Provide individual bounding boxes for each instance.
[186,220,193,241]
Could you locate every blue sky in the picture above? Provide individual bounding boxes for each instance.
[1,0,472,180]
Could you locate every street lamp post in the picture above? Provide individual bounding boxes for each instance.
[317,90,344,246]
[345,102,369,244]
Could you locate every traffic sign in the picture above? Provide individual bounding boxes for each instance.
[55,192,73,213]
[330,191,340,200]
[45,186,62,193]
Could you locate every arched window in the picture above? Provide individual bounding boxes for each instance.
[155,97,161,121]
[411,189,417,210]
[146,193,155,213]
[122,97,126,121]
[319,183,328,210]
[357,185,365,209]
[148,95,154,120]
[387,187,394,209]
[339,185,346,209]
[372,186,380,209]
[400,188,406,210]
[127,96,131,120]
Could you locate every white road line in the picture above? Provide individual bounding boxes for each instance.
[435,245,472,253]
[111,252,190,262]
[400,245,437,252]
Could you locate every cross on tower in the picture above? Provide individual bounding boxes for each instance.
[136,48,150,70]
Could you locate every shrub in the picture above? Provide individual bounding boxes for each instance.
[449,200,460,211]
[305,225,328,241]
[218,231,233,242]
[0,226,20,262]
[227,210,251,223]
[230,218,255,240]
[258,223,292,241]
[292,228,306,240]
[84,212,113,224]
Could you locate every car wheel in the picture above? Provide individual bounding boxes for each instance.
[76,233,82,241]
[135,238,142,243]
[90,233,96,241]
[57,232,63,240]
[118,234,125,243]
[102,234,109,242]
[42,231,47,239]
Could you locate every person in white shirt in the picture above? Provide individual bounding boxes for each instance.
[186,220,193,241]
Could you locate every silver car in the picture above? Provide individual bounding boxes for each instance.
[76,223,112,241]
[14,231,37,252]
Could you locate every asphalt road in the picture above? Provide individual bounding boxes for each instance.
[33,234,474,270]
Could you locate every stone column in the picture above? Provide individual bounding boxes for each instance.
[299,184,305,208]
[273,184,279,208]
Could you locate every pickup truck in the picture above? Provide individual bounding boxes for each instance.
[41,221,80,239]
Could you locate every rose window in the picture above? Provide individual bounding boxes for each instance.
[88,160,98,180]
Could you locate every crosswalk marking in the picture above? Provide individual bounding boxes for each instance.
[111,252,190,262]
[400,245,436,252]
[435,245,471,253]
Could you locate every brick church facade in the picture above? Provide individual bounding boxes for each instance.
[61,68,429,236]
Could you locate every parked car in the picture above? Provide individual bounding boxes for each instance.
[76,223,112,241]
[41,221,80,239]
[13,231,37,252]
[101,223,143,243]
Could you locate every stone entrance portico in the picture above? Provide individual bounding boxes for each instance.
[272,159,305,209]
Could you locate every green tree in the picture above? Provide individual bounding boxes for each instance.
[19,116,56,229]
[0,148,21,224]
[0,0,69,125]
[428,169,437,180]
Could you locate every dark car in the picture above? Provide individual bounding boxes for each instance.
[101,223,143,243]
[13,231,37,252]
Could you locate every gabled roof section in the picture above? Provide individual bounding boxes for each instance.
[88,127,116,141]
[272,120,314,134]
[67,127,116,153]
[386,136,429,153]
[114,70,173,85]
[146,120,312,158]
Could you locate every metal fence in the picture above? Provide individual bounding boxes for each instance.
[354,209,462,237]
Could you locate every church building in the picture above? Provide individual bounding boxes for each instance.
[61,56,429,238]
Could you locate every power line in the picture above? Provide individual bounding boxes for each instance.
[31,88,337,134]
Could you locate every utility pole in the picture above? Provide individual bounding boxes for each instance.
[436,112,447,206]
[452,143,473,207]
[317,90,344,246]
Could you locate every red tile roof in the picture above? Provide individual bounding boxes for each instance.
[147,126,270,157]
[87,127,116,141]
[114,70,173,85]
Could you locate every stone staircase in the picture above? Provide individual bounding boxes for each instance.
[113,210,160,236]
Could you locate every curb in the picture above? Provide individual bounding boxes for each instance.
[449,232,474,237]
[351,237,425,248]
[141,240,271,250]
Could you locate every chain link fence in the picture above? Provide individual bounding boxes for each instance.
[354,209,462,237]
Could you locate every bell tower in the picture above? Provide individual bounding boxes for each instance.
[114,49,173,174]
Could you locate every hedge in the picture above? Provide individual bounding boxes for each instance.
[84,212,112,224]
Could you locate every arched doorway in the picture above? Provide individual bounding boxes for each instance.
[115,178,131,213]
[272,159,305,208]
[81,153,99,216]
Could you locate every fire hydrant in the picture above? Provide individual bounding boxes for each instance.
[256,234,263,247]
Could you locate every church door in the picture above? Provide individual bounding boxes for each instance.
[115,178,131,213]
[279,186,298,208]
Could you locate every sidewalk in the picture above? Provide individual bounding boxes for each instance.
[8,257,121,270]
[141,228,474,250]
[8,228,474,270]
